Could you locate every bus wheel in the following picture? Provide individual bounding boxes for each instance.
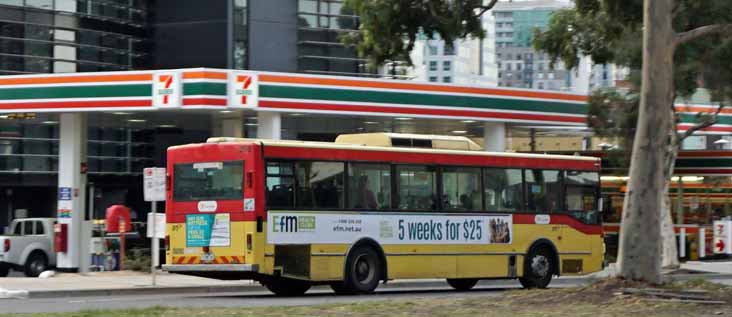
[446,278,478,291]
[344,246,381,294]
[519,247,553,289]
[262,278,311,296]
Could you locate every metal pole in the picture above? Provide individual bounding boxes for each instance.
[676,177,684,224]
[151,202,157,286]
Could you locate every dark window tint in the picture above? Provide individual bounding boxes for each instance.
[173,161,244,201]
[484,168,523,212]
[266,161,295,209]
[441,167,481,211]
[23,221,33,236]
[13,222,22,235]
[35,221,44,235]
[396,165,437,211]
[565,171,600,224]
[295,161,344,209]
[525,170,561,213]
[348,163,391,210]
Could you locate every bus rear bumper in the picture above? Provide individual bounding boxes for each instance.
[163,264,259,272]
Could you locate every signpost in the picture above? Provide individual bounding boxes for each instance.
[143,167,166,286]
[713,220,732,255]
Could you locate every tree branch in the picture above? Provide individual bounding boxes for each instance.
[427,1,452,25]
[679,103,726,140]
[675,24,732,47]
[477,0,499,17]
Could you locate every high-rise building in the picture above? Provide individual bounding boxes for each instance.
[408,0,620,93]
[486,0,573,90]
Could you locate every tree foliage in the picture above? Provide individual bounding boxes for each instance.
[536,0,732,163]
[342,0,497,67]
[534,0,732,104]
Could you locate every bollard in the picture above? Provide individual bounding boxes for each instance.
[699,228,706,259]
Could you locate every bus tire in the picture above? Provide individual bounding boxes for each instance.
[344,246,381,294]
[261,278,311,296]
[519,246,554,289]
[446,278,478,291]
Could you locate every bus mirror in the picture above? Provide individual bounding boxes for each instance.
[598,197,604,212]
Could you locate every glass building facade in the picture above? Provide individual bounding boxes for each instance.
[297,0,373,76]
[0,0,150,74]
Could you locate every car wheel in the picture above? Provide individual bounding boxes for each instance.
[261,278,311,296]
[0,264,9,277]
[446,278,478,291]
[24,252,48,277]
[343,246,381,294]
[519,246,553,289]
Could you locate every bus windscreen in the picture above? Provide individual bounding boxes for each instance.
[173,161,244,201]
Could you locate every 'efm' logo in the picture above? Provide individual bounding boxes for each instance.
[272,215,315,233]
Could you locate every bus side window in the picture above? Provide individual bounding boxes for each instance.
[564,171,600,224]
[295,161,345,209]
[348,163,391,210]
[441,167,481,211]
[484,168,522,212]
[525,169,561,213]
[266,161,295,209]
[396,165,437,211]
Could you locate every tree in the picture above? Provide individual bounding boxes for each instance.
[341,0,498,67]
[535,0,732,283]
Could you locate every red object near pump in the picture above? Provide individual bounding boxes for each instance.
[105,205,132,233]
[54,223,68,253]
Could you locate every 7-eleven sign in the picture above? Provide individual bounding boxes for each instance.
[228,72,258,107]
[153,72,181,107]
[713,220,732,254]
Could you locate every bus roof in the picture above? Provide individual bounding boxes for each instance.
[188,137,600,163]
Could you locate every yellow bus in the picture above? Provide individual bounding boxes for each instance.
[163,134,604,295]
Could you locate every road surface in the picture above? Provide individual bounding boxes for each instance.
[0,278,585,314]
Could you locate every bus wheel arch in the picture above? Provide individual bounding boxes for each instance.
[342,238,387,293]
[520,239,559,289]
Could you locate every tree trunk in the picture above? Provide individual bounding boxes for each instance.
[617,0,675,284]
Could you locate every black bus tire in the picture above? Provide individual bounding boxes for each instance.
[262,278,311,296]
[519,246,554,289]
[344,246,381,294]
[446,278,478,291]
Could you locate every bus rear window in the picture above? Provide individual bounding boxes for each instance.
[173,161,244,201]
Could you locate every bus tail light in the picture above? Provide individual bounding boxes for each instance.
[164,235,170,250]
[202,246,210,253]
[3,239,9,252]
[246,172,253,188]
[246,233,252,251]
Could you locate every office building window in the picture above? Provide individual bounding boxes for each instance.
[429,61,437,71]
[429,76,438,82]
[443,76,451,83]
[443,45,455,55]
[443,61,451,71]
[428,44,438,55]
[233,0,248,69]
